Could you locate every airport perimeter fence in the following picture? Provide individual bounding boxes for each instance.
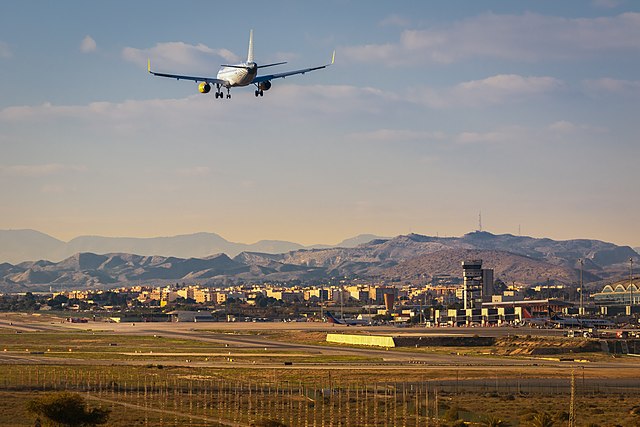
[419,376,640,396]
[2,365,640,426]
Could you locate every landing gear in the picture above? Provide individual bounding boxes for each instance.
[214,84,230,99]
[253,81,270,97]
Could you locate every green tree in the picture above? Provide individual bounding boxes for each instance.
[27,392,110,426]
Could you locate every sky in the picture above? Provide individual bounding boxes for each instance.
[1,0,639,247]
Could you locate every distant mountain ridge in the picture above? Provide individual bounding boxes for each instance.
[0,230,385,264]
[0,231,637,292]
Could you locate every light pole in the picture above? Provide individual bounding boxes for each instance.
[579,259,584,316]
[320,285,324,321]
[368,278,373,325]
[630,258,634,308]
[340,283,344,321]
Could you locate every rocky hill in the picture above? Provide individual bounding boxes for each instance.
[0,231,637,292]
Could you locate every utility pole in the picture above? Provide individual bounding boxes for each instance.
[424,291,427,325]
[368,278,373,325]
[320,285,324,321]
[579,259,584,316]
[568,368,576,427]
[631,258,634,309]
[340,282,344,321]
[419,289,423,325]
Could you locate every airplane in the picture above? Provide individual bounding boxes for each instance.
[325,311,369,326]
[552,316,615,329]
[147,30,334,99]
[519,307,552,328]
[518,307,614,329]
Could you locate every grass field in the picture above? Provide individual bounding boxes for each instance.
[2,321,640,426]
[2,368,640,426]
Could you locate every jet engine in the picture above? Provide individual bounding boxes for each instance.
[258,81,272,91]
[198,82,211,94]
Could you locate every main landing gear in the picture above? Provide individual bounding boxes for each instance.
[254,89,264,97]
[214,85,231,99]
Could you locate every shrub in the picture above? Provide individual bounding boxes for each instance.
[26,392,110,426]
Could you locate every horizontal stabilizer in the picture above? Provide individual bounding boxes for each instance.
[258,61,287,69]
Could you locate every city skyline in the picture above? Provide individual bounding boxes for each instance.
[2,1,639,247]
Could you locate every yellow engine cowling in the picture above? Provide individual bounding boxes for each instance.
[198,82,211,94]
[258,81,272,91]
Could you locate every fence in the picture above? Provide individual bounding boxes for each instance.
[2,365,640,426]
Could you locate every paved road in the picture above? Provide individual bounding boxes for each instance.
[0,317,61,332]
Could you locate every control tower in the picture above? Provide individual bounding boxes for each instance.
[462,260,494,309]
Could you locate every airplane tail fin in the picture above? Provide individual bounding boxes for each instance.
[247,29,254,63]
[548,306,561,320]
[325,311,343,324]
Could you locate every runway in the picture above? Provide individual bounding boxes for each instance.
[1,313,639,376]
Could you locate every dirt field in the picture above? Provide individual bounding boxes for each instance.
[2,312,640,426]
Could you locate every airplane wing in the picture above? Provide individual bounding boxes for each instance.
[147,59,227,86]
[252,51,335,84]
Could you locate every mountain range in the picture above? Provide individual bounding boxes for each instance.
[0,230,638,292]
[0,229,382,265]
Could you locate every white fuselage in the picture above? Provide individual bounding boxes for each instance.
[216,64,257,88]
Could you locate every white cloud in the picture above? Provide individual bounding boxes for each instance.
[453,75,562,104]
[548,120,580,133]
[348,129,446,143]
[0,164,87,177]
[80,35,97,53]
[343,12,640,65]
[0,83,389,127]
[583,78,640,97]
[0,41,12,58]
[349,120,600,147]
[266,84,391,115]
[548,120,607,134]
[176,166,211,177]
[0,73,560,136]
[454,120,607,146]
[592,0,622,9]
[408,74,562,108]
[123,42,240,70]
[454,129,519,145]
